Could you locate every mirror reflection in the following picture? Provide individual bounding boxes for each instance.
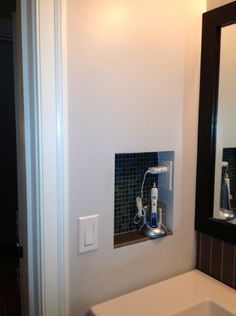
[219,149,236,220]
[214,24,236,223]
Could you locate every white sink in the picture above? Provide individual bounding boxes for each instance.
[171,299,235,316]
[90,270,236,316]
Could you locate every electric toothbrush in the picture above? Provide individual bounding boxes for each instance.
[151,183,158,228]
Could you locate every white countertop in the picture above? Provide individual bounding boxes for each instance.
[90,270,236,316]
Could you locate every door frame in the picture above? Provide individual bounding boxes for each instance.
[20,0,69,315]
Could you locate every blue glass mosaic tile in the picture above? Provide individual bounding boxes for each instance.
[114,152,159,234]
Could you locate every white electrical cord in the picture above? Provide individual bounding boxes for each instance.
[140,171,148,200]
[134,197,144,224]
[133,171,148,224]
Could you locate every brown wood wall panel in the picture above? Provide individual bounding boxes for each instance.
[210,238,222,281]
[197,232,236,289]
[199,233,211,275]
[222,242,235,288]
[196,232,201,270]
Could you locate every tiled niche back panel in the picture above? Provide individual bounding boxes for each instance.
[196,232,236,289]
[115,152,158,234]
[222,148,236,210]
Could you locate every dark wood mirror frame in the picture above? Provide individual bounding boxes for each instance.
[195,1,236,244]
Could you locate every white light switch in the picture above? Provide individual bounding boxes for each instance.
[85,222,94,246]
[78,215,98,254]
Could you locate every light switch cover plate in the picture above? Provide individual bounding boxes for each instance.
[77,215,99,254]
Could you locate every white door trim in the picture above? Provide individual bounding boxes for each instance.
[21,0,69,315]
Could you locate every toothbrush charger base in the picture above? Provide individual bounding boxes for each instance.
[138,224,167,239]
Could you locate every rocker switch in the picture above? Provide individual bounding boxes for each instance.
[85,222,94,246]
[78,215,98,254]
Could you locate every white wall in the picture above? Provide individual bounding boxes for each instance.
[207,0,234,10]
[67,1,205,315]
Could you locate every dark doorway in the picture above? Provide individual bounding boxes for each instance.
[0,1,21,315]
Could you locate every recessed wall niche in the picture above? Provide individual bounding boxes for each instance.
[114,151,174,248]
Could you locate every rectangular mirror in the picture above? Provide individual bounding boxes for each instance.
[195,1,236,244]
[214,24,236,222]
